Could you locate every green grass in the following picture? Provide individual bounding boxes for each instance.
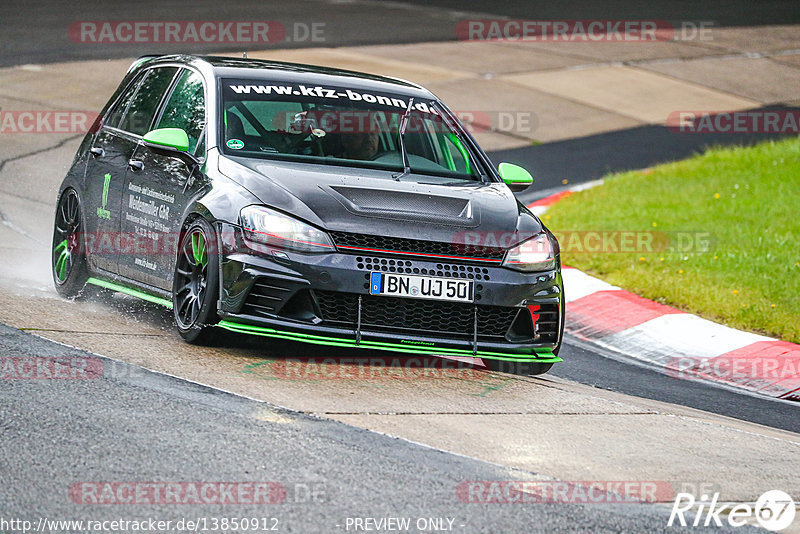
[544,136,800,343]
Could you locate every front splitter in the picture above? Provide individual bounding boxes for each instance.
[217,320,560,362]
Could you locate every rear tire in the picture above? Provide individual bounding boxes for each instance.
[173,218,219,344]
[52,188,89,298]
[485,359,553,376]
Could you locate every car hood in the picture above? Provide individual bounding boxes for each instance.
[219,156,542,246]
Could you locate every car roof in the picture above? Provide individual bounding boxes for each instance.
[139,54,437,100]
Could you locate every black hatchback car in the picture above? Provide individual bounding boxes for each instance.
[53,55,563,374]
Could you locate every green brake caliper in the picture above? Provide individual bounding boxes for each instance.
[54,239,70,282]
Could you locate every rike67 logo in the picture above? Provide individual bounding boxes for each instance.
[669,490,796,531]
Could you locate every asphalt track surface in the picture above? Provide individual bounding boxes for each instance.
[3,0,799,68]
[558,338,800,434]
[0,323,710,533]
[408,0,800,27]
[1,1,798,531]
[0,0,479,67]
[4,0,797,197]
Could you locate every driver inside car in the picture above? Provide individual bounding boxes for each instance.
[339,131,380,160]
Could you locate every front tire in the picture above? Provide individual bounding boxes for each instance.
[52,188,89,298]
[173,218,219,344]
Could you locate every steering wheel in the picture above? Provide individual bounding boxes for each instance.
[284,131,325,156]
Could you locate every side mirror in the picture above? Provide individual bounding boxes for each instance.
[142,128,198,166]
[498,162,533,192]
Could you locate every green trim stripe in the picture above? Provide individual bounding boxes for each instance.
[218,320,561,362]
[102,173,111,209]
[83,276,560,363]
[87,277,173,309]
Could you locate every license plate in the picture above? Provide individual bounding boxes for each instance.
[369,272,474,303]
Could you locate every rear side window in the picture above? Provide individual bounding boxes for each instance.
[155,69,206,154]
[106,72,146,129]
[118,67,179,135]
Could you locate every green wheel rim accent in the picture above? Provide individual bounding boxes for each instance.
[191,232,207,268]
[54,239,69,282]
[53,189,81,285]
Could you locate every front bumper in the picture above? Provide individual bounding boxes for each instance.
[215,223,564,362]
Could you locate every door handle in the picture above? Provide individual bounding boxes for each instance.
[89,147,105,158]
[128,159,144,171]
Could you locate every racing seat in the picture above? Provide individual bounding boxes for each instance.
[225,111,247,143]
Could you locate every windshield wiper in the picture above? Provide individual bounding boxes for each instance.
[392,98,414,181]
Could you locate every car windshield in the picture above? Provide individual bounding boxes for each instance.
[220,78,483,181]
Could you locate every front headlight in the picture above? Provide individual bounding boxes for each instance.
[240,205,334,253]
[503,232,556,272]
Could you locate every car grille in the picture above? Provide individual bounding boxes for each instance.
[314,290,520,341]
[239,280,560,346]
[356,256,493,282]
[330,231,505,263]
